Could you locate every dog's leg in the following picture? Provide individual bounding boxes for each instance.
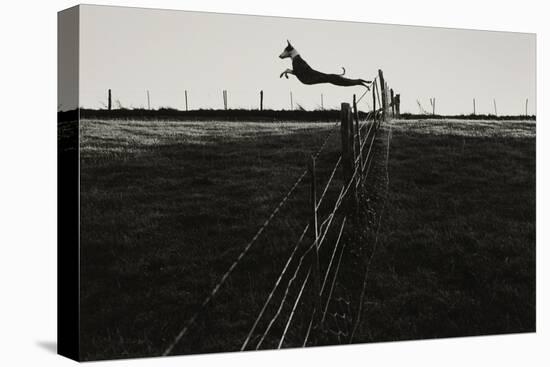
[280,68,294,79]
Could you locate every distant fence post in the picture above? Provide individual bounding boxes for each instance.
[223,90,228,110]
[384,82,391,116]
[147,90,151,110]
[321,94,324,110]
[308,156,322,318]
[390,89,395,117]
[473,98,476,115]
[395,94,400,117]
[260,90,263,111]
[493,98,498,116]
[290,91,294,110]
[185,90,188,111]
[525,98,529,116]
[108,89,112,111]
[378,70,386,122]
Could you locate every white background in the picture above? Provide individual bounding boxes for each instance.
[0,0,547,365]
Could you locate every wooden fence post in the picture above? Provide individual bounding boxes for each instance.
[390,89,395,117]
[378,70,386,122]
[387,83,391,116]
[185,90,188,111]
[349,104,356,169]
[395,94,400,117]
[372,82,377,127]
[525,98,529,116]
[321,94,324,110]
[341,103,357,213]
[349,106,358,210]
[260,90,263,111]
[473,98,476,115]
[147,90,151,110]
[290,91,294,110]
[108,89,112,111]
[341,103,351,180]
[308,156,322,317]
[493,98,498,116]
[353,94,363,176]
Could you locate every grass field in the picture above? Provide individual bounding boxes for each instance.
[79,117,535,360]
[79,119,347,359]
[357,118,536,341]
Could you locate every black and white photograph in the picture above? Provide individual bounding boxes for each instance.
[5,0,550,365]
[55,4,538,362]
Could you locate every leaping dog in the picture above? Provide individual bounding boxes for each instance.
[279,40,372,89]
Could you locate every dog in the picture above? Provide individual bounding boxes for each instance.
[279,41,371,89]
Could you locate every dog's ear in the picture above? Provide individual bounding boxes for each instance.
[287,40,292,47]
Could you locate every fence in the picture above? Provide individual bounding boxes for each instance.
[104,72,402,113]
[163,69,399,356]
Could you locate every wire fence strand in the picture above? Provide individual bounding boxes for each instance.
[255,241,316,349]
[321,217,347,295]
[241,223,310,350]
[350,121,393,342]
[163,70,394,355]
[322,239,347,323]
[164,121,341,356]
[278,267,312,348]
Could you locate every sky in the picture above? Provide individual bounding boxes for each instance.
[73,4,536,115]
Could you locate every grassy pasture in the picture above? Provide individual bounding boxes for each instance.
[357,118,536,341]
[78,117,535,360]
[79,119,346,359]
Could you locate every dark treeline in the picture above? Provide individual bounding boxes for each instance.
[58,108,536,123]
[79,108,348,122]
[399,112,536,121]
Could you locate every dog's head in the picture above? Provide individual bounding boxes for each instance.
[279,40,297,59]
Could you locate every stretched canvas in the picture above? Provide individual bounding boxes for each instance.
[58,4,536,361]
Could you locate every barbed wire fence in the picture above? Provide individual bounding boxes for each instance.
[163,69,399,356]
